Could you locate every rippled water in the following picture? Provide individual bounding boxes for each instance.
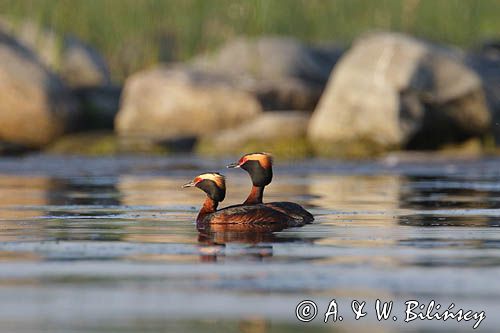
[0,154,499,332]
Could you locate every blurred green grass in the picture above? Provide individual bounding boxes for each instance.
[1,0,498,81]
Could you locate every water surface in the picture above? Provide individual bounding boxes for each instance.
[0,154,499,332]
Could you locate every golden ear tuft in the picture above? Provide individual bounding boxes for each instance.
[241,152,273,168]
[197,172,226,189]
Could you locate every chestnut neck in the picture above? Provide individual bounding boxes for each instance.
[244,185,264,205]
[196,196,218,223]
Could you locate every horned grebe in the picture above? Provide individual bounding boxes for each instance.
[227,153,314,224]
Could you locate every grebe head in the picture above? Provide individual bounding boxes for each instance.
[182,172,226,202]
[227,152,273,187]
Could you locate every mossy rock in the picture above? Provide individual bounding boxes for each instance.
[310,136,494,159]
[196,136,314,159]
[46,132,170,155]
[46,132,120,155]
[437,137,483,155]
[310,138,398,159]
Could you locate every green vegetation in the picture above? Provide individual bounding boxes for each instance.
[46,132,172,155]
[46,132,121,155]
[1,0,498,81]
[311,138,400,159]
[196,136,314,159]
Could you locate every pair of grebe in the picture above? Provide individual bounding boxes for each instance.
[182,153,314,227]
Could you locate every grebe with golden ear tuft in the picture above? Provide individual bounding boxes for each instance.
[227,152,314,224]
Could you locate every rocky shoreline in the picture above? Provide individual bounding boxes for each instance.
[1,19,499,158]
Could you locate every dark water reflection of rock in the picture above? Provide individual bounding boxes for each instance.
[0,155,500,332]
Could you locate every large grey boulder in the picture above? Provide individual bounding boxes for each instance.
[201,111,310,153]
[466,41,500,145]
[115,66,262,142]
[192,36,342,111]
[308,32,491,155]
[0,32,78,148]
[60,36,112,88]
[0,18,111,88]
[0,17,59,70]
[0,18,115,132]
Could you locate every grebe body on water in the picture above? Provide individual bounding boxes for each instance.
[227,153,314,224]
[182,173,302,226]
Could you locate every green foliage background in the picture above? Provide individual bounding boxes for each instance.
[1,0,498,81]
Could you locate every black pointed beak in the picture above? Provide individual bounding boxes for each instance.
[226,162,240,168]
[182,181,196,188]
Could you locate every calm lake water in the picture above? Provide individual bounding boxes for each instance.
[0,154,499,332]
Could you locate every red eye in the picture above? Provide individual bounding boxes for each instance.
[193,177,202,184]
[238,157,247,165]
